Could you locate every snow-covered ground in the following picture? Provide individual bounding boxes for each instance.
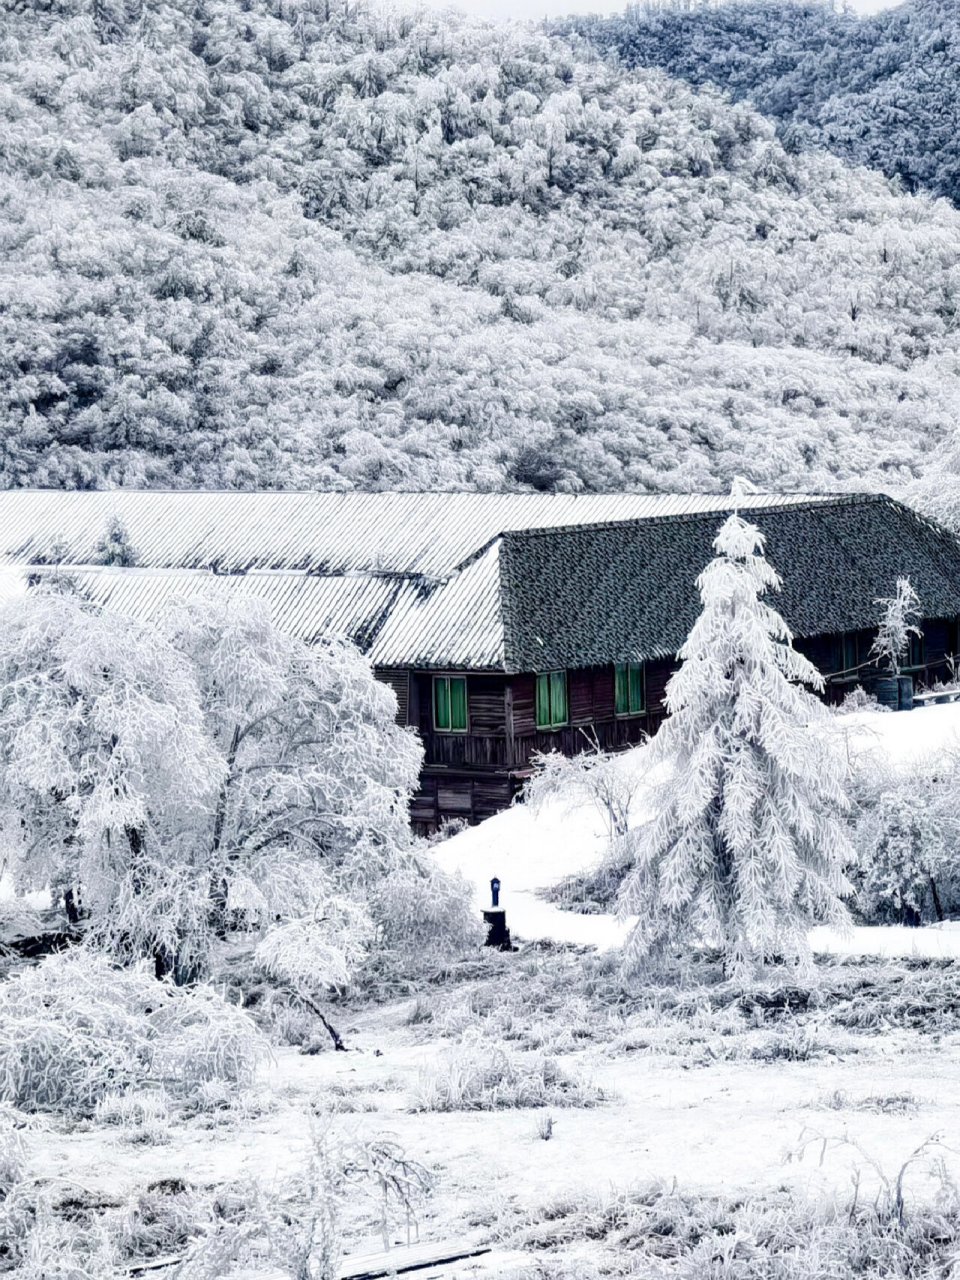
[435,702,960,958]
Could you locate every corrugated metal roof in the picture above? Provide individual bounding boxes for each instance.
[0,491,830,578]
[370,544,505,669]
[3,566,408,651]
[2,555,508,669]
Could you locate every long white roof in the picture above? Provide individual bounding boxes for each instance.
[0,490,828,578]
[0,490,836,669]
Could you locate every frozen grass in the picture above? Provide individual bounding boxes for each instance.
[0,1105,25,1202]
[410,1032,605,1112]
[541,856,631,916]
[413,945,960,1067]
[820,1089,922,1115]
[94,1090,172,1144]
[495,1173,960,1278]
[1,1130,434,1280]
[0,950,269,1117]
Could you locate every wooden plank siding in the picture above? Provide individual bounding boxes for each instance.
[401,664,675,831]
[373,667,410,724]
[794,616,960,703]
[389,622,960,831]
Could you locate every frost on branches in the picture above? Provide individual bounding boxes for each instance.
[0,585,426,984]
[870,576,921,675]
[618,513,852,982]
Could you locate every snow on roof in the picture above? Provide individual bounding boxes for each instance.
[0,490,828,577]
[0,567,28,604]
[6,490,946,671]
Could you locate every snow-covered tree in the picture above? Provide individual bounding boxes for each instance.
[95,515,139,567]
[0,586,427,982]
[618,513,852,981]
[0,584,223,977]
[850,753,960,926]
[870,576,922,675]
[2,0,960,500]
[525,739,642,841]
[159,593,424,935]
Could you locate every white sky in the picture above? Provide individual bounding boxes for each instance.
[416,0,898,19]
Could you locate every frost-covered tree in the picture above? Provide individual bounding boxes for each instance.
[525,740,642,841]
[95,515,139,567]
[2,0,960,500]
[0,584,223,976]
[0,587,428,982]
[159,594,423,933]
[870,577,922,675]
[850,752,960,926]
[618,513,852,981]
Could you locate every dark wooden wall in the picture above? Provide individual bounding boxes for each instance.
[380,617,960,831]
[386,663,675,831]
[796,616,959,702]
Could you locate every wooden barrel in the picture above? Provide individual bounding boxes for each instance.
[869,675,900,710]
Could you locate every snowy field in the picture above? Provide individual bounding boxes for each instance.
[8,702,960,1277]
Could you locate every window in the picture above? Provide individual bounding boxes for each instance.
[615,662,646,716]
[433,675,468,732]
[535,671,568,729]
[908,632,925,669]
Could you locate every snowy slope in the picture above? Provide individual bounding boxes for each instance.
[434,702,960,957]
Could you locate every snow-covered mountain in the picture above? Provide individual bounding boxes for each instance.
[2,0,960,505]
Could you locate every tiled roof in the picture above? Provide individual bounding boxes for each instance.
[497,495,960,671]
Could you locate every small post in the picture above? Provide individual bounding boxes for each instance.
[482,875,512,949]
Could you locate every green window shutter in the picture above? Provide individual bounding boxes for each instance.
[615,663,629,716]
[616,662,645,715]
[550,671,568,727]
[535,673,551,728]
[450,677,468,731]
[434,677,450,731]
[629,662,645,714]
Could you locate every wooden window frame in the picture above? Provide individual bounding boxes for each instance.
[535,670,569,730]
[907,631,926,670]
[433,674,469,734]
[614,661,646,717]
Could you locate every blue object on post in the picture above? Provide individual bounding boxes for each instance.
[483,877,512,949]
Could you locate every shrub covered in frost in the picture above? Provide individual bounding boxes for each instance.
[850,754,960,925]
[411,1032,605,1112]
[0,950,268,1117]
[365,856,484,978]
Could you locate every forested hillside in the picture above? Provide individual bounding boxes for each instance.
[3,0,960,497]
[566,0,960,207]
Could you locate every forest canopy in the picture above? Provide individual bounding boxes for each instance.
[564,0,960,207]
[3,0,960,502]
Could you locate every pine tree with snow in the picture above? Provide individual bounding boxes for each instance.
[870,576,921,675]
[95,515,139,567]
[618,513,852,982]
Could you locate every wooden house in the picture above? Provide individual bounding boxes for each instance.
[3,490,960,831]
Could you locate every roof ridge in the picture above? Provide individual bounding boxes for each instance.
[496,494,872,543]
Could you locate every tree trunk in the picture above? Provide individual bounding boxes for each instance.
[209,724,241,938]
[929,875,945,923]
